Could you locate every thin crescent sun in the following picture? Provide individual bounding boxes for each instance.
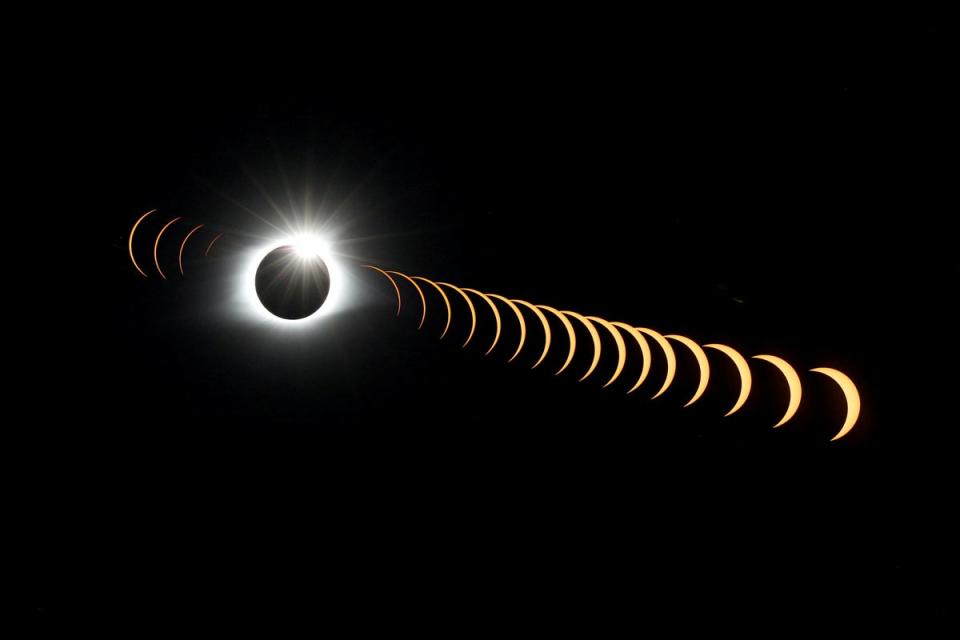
[537,305,577,376]
[488,294,527,362]
[563,311,602,383]
[587,316,627,388]
[611,322,652,394]
[153,217,183,280]
[810,367,861,441]
[437,282,477,347]
[413,276,452,339]
[704,343,752,416]
[178,224,204,276]
[634,327,677,399]
[512,299,551,369]
[665,334,710,407]
[205,232,224,256]
[364,266,402,316]
[462,288,502,355]
[752,354,802,428]
[389,271,427,329]
[128,209,156,277]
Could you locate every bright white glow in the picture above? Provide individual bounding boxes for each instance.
[236,232,349,329]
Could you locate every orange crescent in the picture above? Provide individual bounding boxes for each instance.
[635,327,677,399]
[704,343,752,416]
[810,367,861,441]
[462,288,501,355]
[611,322,652,394]
[364,265,402,315]
[205,232,224,256]
[488,294,527,362]
[562,311,602,383]
[512,299,551,369]
[389,271,427,329]
[178,224,204,276]
[413,276,452,339]
[153,217,183,280]
[437,282,476,348]
[665,334,711,407]
[537,305,577,375]
[128,209,156,277]
[752,354,802,428]
[587,316,627,388]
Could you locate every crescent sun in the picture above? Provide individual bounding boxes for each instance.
[587,316,627,388]
[178,224,204,276]
[153,217,183,280]
[364,266,402,316]
[611,322,652,394]
[634,327,677,399]
[665,334,710,407]
[437,282,477,347]
[512,299,551,369]
[537,305,577,376]
[703,343,752,416]
[389,271,427,329]
[488,294,527,362]
[562,311,602,383]
[413,276,452,339]
[810,367,861,441]
[462,288,502,355]
[128,209,156,278]
[752,354,802,428]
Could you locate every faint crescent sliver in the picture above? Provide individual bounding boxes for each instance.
[664,334,711,407]
[413,276,452,339]
[488,294,527,362]
[389,271,427,329]
[364,265,402,315]
[704,343,753,416]
[587,316,627,388]
[205,232,224,256]
[611,322,652,394]
[634,327,677,399]
[810,367,861,441]
[128,209,156,277]
[462,288,501,355]
[752,354,802,428]
[537,305,576,375]
[178,224,204,276]
[153,217,183,280]
[437,282,476,347]
[512,299,551,369]
[562,311,602,383]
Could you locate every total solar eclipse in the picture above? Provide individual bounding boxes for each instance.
[254,245,331,319]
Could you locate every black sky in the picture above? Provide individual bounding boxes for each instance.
[19,19,955,626]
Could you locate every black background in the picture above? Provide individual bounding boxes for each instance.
[20,18,955,627]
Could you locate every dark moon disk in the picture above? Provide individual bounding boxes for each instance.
[255,245,331,319]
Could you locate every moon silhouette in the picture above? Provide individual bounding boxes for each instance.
[538,305,577,375]
[611,322,652,394]
[704,343,752,416]
[153,217,182,280]
[587,316,627,388]
[752,354,802,428]
[512,299,551,369]
[255,245,331,320]
[634,327,677,399]
[665,334,710,407]
[178,224,204,276]
[364,266,402,315]
[463,288,502,356]
[810,367,861,441]
[438,282,477,347]
[488,294,527,362]
[128,209,156,277]
[389,271,427,329]
[563,311,602,383]
[414,276,452,339]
